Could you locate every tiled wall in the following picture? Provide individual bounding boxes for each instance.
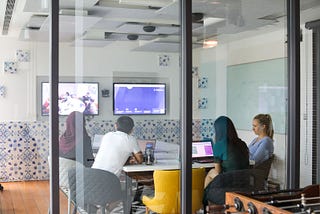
[0,119,214,182]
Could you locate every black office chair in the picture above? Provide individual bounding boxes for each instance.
[68,166,123,214]
[253,154,275,190]
[203,168,265,206]
[253,154,274,180]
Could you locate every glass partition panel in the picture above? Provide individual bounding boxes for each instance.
[58,0,182,213]
[193,0,290,208]
[0,0,51,212]
[300,1,320,186]
[4,0,320,213]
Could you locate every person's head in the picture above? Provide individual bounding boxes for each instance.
[66,111,85,130]
[252,114,274,139]
[214,116,239,143]
[115,116,134,134]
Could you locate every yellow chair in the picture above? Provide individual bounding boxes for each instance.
[191,168,206,213]
[142,168,205,214]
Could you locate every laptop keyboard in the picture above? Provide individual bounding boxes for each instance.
[193,158,214,163]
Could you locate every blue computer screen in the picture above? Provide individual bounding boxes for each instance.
[113,83,166,115]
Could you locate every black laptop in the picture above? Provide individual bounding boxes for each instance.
[192,140,214,163]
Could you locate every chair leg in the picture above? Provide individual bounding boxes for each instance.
[87,204,91,213]
[145,206,149,214]
[101,206,106,214]
[67,189,71,214]
[72,206,77,214]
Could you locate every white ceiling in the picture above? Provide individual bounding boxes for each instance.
[1,0,320,52]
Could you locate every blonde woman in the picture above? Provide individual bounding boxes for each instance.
[249,114,274,165]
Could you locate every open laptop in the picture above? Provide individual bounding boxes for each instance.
[192,140,214,163]
[137,139,156,152]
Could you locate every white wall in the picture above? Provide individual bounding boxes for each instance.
[0,38,36,121]
[0,39,181,121]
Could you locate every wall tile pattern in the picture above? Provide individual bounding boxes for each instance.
[0,119,214,182]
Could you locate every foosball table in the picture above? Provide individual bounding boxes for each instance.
[207,184,320,214]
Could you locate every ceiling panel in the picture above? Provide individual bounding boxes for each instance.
[71,39,113,47]
[2,0,320,51]
[133,41,202,52]
[116,22,179,35]
[40,15,101,32]
[23,0,99,12]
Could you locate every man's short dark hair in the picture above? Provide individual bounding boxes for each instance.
[116,116,134,134]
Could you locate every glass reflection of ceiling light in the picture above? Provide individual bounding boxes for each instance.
[41,0,48,9]
[24,29,30,40]
[203,40,218,48]
[204,17,225,26]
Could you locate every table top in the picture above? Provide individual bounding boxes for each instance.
[122,159,213,172]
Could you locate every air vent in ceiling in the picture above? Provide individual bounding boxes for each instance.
[2,0,16,35]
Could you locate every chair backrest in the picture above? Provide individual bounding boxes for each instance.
[191,168,206,213]
[59,157,77,188]
[152,169,180,213]
[147,168,206,214]
[253,154,274,180]
[68,166,123,211]
[204,168,265,205]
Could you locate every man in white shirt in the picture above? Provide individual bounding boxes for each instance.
[92,116,143,177]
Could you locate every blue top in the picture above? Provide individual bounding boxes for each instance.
[248,136,274,165]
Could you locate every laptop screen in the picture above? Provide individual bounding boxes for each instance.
[192,141,213,158]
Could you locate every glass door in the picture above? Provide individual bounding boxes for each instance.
[57,0,183,213]
[192,0,288,195]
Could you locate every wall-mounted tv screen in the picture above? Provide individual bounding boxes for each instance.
[113,83,166,115]
[41,82,99,116]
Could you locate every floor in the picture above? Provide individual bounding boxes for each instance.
[0,180,69,214]
[0,180,150,214]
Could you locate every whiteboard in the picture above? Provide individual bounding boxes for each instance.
[227,58,287,134]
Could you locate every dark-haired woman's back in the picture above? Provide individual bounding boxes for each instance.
[214,138,249,173]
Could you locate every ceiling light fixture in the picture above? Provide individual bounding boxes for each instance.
[203,40,218,48]
[143,25,156,33]
[24,29,30,40]
[127,34,139,40]
[41,0,48,9]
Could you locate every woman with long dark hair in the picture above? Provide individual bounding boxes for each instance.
[204,116,249,188]
[59,111,94,167]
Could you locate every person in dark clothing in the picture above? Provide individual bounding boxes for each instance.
[204,116,249,188]
[59,111,94,167]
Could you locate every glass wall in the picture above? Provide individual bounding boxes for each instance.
[300,1,320,186]
[191,0,320,192]
[57,0,183,213]
[192,0,289,190]
[0,0,320,213]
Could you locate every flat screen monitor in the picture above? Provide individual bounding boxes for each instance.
[113,83,166,115]
[41,82,99,116]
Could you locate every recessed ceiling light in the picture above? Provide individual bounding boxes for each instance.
[127,34,139,40]
[143,25,156,33]
[203,40,218,48]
